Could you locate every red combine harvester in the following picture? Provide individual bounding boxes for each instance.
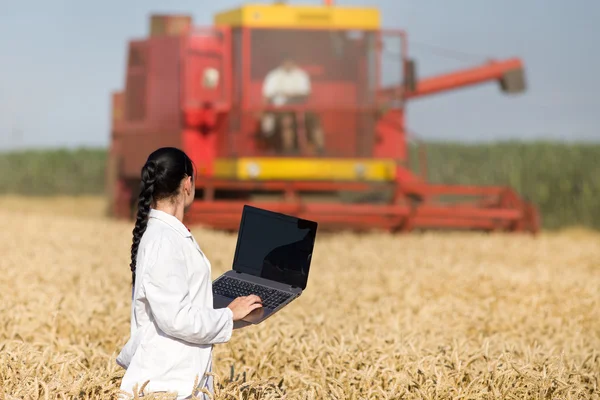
[106,1,540,233]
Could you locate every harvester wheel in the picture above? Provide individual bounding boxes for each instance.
[524,203,541,234]
[104,147,119,217]
[110,178,137,221]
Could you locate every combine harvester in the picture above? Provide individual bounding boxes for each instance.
[106,0,540,233]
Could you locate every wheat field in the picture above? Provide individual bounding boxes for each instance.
[0,195,599,400]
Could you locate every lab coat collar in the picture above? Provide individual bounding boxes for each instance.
[148,209,192,238]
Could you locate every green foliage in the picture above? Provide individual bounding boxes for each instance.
[0,148,107,196]
[0,143,598,229]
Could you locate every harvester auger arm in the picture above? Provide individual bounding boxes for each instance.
[379,58,526,100]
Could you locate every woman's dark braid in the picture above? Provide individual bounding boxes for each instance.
[130,160,157,286]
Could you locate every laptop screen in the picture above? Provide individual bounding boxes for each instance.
[232,206,317,290]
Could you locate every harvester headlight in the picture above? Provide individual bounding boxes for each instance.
[247,162,260,179]
[202,68,219,89]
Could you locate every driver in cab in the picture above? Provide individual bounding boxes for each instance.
[261,55,325,155]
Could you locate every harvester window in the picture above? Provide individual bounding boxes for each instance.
[248,28,380,157]
[250,29,375,84]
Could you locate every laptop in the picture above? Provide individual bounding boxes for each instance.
[212,205,318,328]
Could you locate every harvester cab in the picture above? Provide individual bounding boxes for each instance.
[196,3,412,165]
[107,1,539,233]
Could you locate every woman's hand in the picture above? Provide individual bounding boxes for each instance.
[227,295,262,321]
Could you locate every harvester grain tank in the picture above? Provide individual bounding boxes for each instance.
[106,1,540,233]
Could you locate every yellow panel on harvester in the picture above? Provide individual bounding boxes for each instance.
[213,158,396,182]
[214,3,380,30]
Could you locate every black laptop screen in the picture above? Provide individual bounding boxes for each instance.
[232,207,317,290]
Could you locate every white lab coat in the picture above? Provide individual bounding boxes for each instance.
[116,209,234,399]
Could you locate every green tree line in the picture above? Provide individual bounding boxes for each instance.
[0,143,598,229]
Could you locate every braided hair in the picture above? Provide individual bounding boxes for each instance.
[129,147,194,286]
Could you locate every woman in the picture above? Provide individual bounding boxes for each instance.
[116,147,262,399]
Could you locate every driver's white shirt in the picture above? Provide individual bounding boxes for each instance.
[116,209,233,399]
[262,66,311,106]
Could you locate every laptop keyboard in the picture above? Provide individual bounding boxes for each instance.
[213,276,293,310]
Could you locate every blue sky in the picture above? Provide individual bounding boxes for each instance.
[1,0,598,150]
